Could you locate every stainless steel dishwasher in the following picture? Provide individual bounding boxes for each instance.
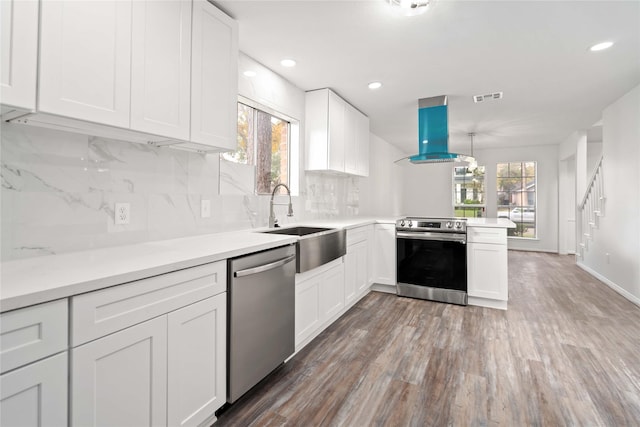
[227,244,296,403]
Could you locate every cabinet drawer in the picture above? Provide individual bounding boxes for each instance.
[71,261,226,346]
[467,227,506,244]
[0,299,68,374]
[347,226,369,246]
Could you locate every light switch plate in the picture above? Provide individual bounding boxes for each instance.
[201,199,211,218]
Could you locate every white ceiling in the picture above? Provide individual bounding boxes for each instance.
[216,0,640,155]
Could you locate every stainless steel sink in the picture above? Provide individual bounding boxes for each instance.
[261,226,346,273]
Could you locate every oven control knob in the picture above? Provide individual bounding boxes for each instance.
[400,220,405,227]
[408,220,413,227]
[455,221,462,229]
[446,221,453,228]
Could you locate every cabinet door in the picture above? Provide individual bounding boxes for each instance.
[354,240,369,296]
[344,104,358,175]
[71,316,167,427]
[344,250,357,306]
[467,242,508,300]
[168,294,226,427]
[319,262,345,321]
[0,0,38,111]
[356,113,370,176]
[130,0,192,139]
[190,0,238,149]
[327,90,346,172]
[295,274,322,347]
[39,0,132,127]
[0,352,67,427]
[374,224,396,285]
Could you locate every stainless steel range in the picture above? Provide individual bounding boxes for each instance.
[396,217,468,305]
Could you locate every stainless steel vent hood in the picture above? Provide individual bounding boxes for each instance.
[408,95,474,164]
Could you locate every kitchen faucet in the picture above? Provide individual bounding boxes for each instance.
[269,183,293,227]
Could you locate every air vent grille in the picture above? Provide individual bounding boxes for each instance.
[473,92,503,103]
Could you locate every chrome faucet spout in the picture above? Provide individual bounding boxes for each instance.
[269,183,293,228]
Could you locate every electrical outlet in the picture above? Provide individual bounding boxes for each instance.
[115,202,130,225]
[201,199,211,218]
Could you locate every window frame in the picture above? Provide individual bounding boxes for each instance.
[496,161,537,239]
[223,95,299,196]
[453,165,486,218]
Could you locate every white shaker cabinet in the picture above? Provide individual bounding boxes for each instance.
[374,224,396,286]
[0,299,69,427]
[130,0,192,139]
[0,0,38,113]
[39,0,132,127]
[0,352,68,427]
[190,0,238,150]
[295,259,345,350]
[305,88,369,176]
[167,294,226,427]
[345,225,372,307]
[71,316,168,427]
[467,226,509,310]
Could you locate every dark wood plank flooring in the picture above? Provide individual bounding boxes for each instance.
[215,251,640,426]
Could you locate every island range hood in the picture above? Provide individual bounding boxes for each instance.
[408,95,474,164]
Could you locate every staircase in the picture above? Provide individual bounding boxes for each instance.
[578,156,605,258]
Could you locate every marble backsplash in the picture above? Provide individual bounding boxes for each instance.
[1,123,359,261]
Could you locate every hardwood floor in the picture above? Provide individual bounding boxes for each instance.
[215,251,640,426]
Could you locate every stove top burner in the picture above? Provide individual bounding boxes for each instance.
[396,217,467,233]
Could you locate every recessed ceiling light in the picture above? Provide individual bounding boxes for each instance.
[387,0,430,17]
[590,41,614,52]
[280,59,296,67]
[243,70,257,77]
[368,81,383,90]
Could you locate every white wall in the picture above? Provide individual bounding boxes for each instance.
[358,133,404,217]
[580,85,640,303]
[587,142,603,175]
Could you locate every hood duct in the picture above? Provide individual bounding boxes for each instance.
[408,95,474,164]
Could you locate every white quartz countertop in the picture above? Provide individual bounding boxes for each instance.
[0,217,392,312]
[466,218,516,228]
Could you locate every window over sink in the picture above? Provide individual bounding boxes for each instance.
[221,100,297,195]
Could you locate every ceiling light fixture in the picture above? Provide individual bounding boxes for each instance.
[280,59,296,67]
[387,0,430,17]
[589,41,613,52]
[368,81,383,90]
[243,70,257,77]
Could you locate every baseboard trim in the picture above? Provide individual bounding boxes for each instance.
[370,283,396,294]
[468,296,507,310]
[577,262,640,307]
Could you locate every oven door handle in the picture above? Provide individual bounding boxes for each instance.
[396,231,467,244]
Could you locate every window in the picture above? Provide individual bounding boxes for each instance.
[453,166,485,218]
[496,162,537,238]
[222,102,290,194]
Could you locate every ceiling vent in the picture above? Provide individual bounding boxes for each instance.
[473,92,503,103]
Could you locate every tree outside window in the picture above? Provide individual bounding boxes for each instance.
[497,162,536,238]
[222,103,289,194]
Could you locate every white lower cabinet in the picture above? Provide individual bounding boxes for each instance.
[374,223,396,286]
[467,226,509,309]
[70,260,228,426]
[0,352,68,427]
[168,294,226,427]
[345,225,372,306]
[295,259,344,350]
[71,316,168,427]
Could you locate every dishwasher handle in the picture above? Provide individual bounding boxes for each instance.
[233,254,296,278]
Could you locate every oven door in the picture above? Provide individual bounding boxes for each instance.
[396,231,467,294]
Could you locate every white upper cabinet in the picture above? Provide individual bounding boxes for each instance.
[39,0,132,127]
[305,88,369,176]
[190,0,238,150]
[0,0,38,112]
[130,0,192,140]
[11,0,238,152]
